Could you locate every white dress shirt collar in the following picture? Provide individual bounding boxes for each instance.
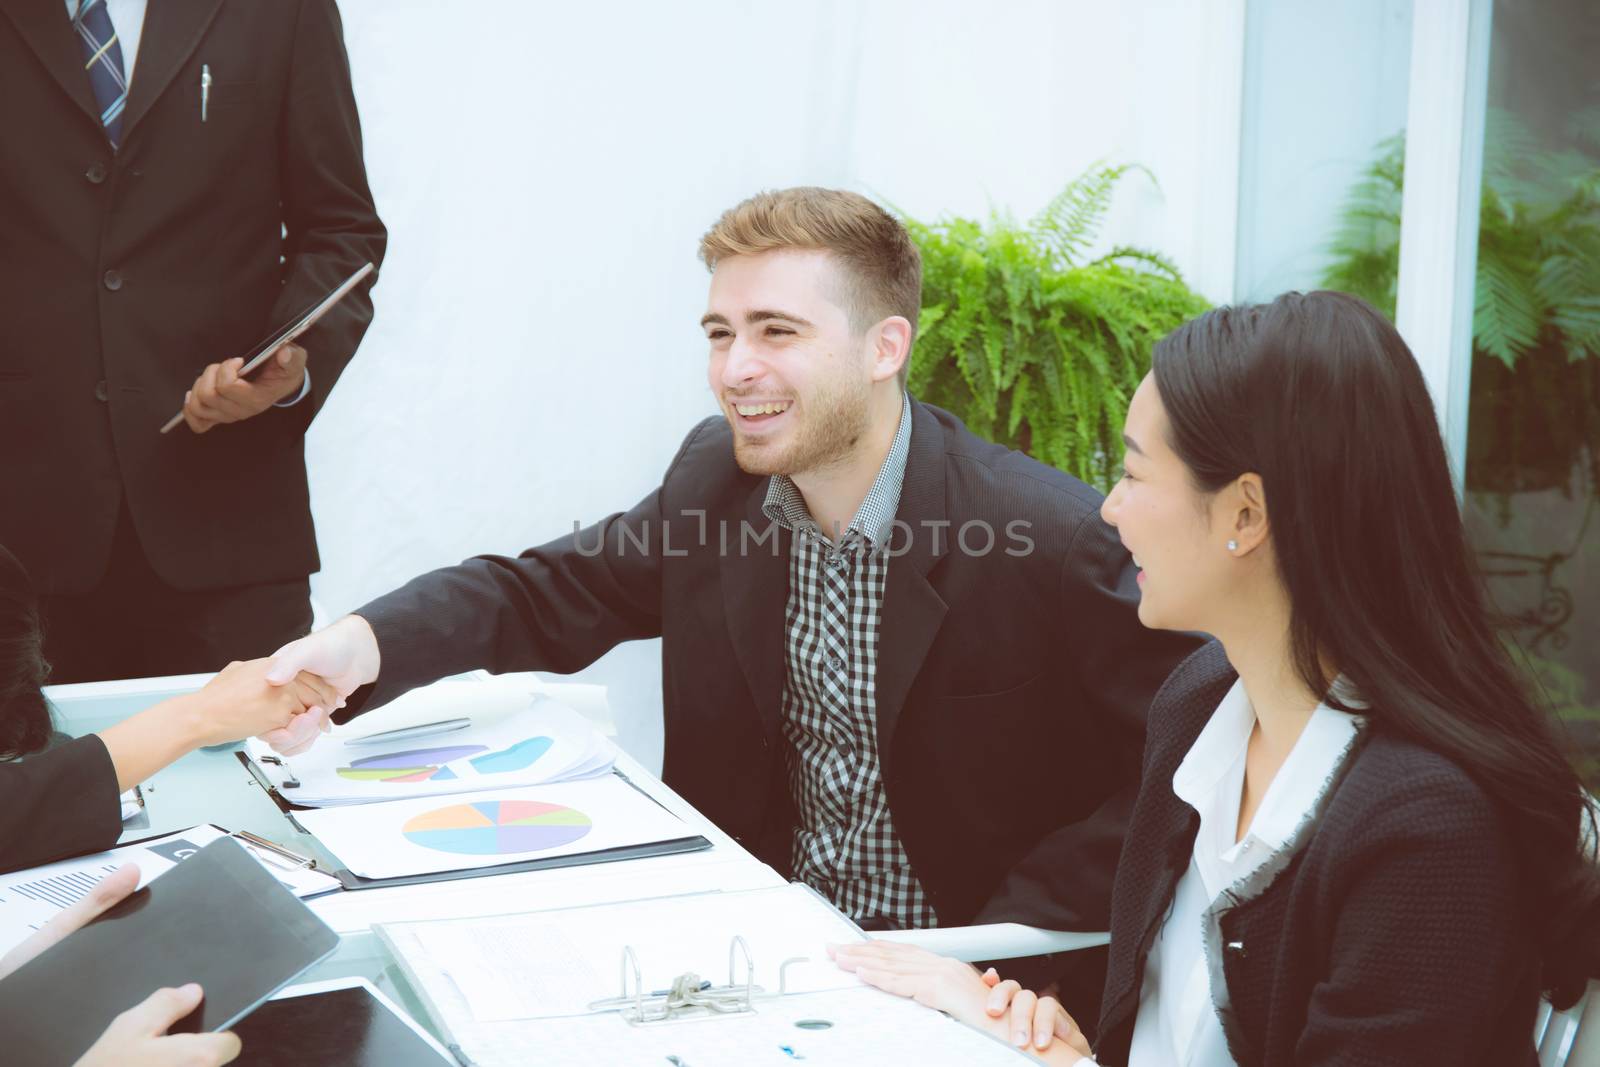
[1173,678,1363,862]
[1127,677,1363,1067]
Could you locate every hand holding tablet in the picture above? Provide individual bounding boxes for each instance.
[160,263,375,434]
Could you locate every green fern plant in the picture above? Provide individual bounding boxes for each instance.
[903,164,1211,491]
[1322,109,1600,495]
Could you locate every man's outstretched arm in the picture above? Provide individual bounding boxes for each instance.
[260,421,721,752]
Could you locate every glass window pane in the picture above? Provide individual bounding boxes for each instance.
[1462,0,1600,789]
[1235,0,1413,305]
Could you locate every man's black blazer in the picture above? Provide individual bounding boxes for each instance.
[350,400,1199,931]
[0,0,386,595]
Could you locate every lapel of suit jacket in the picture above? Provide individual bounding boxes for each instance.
[117,0,223,147]
[874,399,950,772]
[721,478,792,742]
[1,0,102,130]
[1099,804,1200,1046]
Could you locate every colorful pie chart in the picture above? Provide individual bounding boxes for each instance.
[401,800,593,855]
[336,736,554,783]
[337,744,488,783]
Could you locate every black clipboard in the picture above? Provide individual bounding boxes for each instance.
[237,753,714,891]
[321,834,713,892]
[0,838,339,1065]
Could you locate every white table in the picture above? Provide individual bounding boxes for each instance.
[43,672,785,1038]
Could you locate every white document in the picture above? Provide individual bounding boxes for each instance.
[294,774,694,880]
[0,825,339,955]
[377,884,1029,1066]
[394,883,864,1022]
[245,696,616,807]
[463,987,1031,1066]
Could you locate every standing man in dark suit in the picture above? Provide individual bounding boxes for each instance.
[0,0,386,682]
[262,188,1196,1009]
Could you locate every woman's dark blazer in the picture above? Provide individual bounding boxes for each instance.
[0,734,121,873]
[1092,642,1541,1067]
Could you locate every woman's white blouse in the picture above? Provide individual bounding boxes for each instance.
[1117,679,1360,1067]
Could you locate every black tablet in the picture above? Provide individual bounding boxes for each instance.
[233,979,457,1065]
[0,837,340,1064]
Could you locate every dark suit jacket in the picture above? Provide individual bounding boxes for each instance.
[1095,643,1540,1066]
[0,734,122,873]
[349,401,1199,936]
[0,0,385,595]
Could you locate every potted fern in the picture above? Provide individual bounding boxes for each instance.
[903,164,1211,492]
[1322,110,1600,496]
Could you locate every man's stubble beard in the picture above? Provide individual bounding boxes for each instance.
[729,367,872,479]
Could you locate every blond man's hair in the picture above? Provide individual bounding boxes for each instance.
[699,188,922,387]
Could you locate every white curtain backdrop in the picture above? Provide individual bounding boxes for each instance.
[310,1,1241,771]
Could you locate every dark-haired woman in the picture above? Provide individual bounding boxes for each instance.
[0,544,337,872]
[832,291,1600,1065]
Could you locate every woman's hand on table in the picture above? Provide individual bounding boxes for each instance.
[829,940,1091,1062]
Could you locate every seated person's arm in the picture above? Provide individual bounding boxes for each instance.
[1294,775,1528,1064]
[0,662,332,872]
[95,660,335,792]
[254,435,719,756]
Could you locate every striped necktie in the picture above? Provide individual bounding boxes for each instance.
[73,0,128,149]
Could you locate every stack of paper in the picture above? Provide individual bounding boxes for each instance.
[245,695,616,807]
[0,826,340,955]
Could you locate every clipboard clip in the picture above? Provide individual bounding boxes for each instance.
[586,936,811,1026]
[229,829,318,871]
[256,753,301,789]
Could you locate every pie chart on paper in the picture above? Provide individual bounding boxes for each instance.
[401,800,593,856]
[336,736,555,783]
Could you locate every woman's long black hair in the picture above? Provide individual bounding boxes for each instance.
[1152,290,1600,1007]
[0,544,54,760]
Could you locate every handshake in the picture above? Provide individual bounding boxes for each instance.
[199,615,384,756]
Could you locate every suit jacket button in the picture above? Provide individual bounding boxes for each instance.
[94,379,109,402]
[103,269,123,291]
[85,162,108,184]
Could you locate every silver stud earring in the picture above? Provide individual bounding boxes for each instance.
[1227,540,1239,552]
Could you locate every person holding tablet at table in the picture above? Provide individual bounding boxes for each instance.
[0,543,336,873]
[0,864,242,1066]
[832,292,1600,1065]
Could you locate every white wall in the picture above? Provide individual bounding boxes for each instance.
[308,1,1243,771]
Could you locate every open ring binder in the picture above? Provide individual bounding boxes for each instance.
[586,936,813,1026]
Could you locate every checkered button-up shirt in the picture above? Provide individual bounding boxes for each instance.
[761,394,937,929]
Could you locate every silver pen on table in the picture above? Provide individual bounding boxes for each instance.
[200,63,211,122]
[342,717,473,747]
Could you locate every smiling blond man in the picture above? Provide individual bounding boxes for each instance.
[262,187,1197,1018]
